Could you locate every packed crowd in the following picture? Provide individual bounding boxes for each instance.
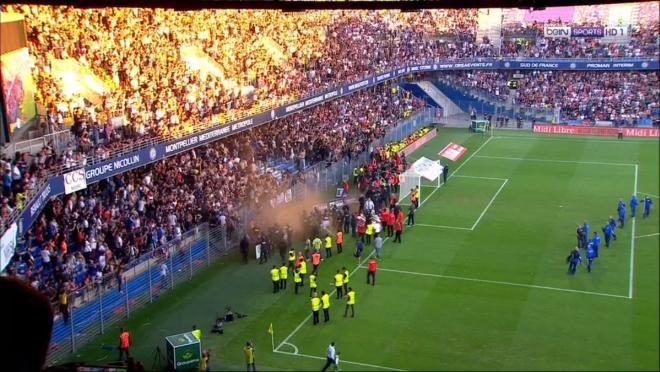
[1,6,658,228]
[3,84,422,312]
[442,71,660,124]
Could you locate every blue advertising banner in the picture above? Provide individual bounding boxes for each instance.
[17,57,660,233]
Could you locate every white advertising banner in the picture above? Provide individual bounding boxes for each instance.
[411,156,443,182]
[64,168,88,195]
[1,223,18,272]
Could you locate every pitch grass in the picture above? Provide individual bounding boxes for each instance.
[65,129,659,371]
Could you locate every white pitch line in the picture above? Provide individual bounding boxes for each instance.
[629,164,638,299]
[415,223,472,231]
[453,174,509,181]
[638,192,659,199]
[474,155,637,167]
[494,135,658,145]
[470,179,508,231]
[419,136,494,208]
[635,232,660,239]
[274,350,406,371]
[282,342,299,354]
[366,267,630,300]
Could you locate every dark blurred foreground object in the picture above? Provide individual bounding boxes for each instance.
[0,277,53,372]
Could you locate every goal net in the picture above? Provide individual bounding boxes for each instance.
[398,157,442,207]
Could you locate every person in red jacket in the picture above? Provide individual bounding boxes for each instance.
[357,219,366,243]
[311,250,321,275]
[386,209,395,238]
[394,218,403,243]
[118,327,131,361]
[366,258,377,286]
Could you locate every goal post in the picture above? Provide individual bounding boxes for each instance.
[398,157,443,207]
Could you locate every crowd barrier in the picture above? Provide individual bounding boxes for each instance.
[46,223,232,365]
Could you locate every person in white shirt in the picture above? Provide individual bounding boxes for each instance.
[160,262,169,290]
[40,248,51,270]
[321,342,336,371]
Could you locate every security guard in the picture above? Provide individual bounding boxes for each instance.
[344,287,355,318]
[321,290,331,323]
[334,270,344,299]
[293,269,302,294]
[311,292,321,325]
[299,259,307,286]
[342,267,350,294]
[287,249,296,271]
[324,234,333,258]
[270,266,280,293]
[309,273,318,297]
[279,263,288,290]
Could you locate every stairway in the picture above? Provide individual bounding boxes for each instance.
[415,81,463,117]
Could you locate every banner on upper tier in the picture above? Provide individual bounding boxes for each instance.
[533,124,660,137]
[15,57,660,234]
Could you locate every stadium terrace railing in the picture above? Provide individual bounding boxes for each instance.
[45,222,236,365]
[4,57,658,237]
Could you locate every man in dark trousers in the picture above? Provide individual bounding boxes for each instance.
[407,203,416,226]
[321,342,337,371]
[366,257,377,286]
[566,247,582,275]
[240,235,249,264]
[442,164,448,184]
[119,328,131,361]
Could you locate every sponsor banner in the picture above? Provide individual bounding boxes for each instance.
[438,142,468,162]
[1,223,18,271]
[506,59,658,70]
[533,124,660,137]
[63,168,87,194]
[544,25,572,38]
[399,128,437,157]
[571,26,604,37]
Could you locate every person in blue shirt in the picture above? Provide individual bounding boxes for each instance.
[617,200,626,228]
[602,222,613,248]
[581,221,590,248]
[630,194,639,218]
[566,247,581,275]
[643,196,653,218]
[586,242,597,273]
[590,232,601,257]
[608,216,618,240]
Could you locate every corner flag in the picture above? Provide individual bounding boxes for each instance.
[268,323,273,335]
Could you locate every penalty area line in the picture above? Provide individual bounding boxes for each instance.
[635,232,659,239]
[274,349,406,371]
[363,267,630,300]
[415,223,471,231]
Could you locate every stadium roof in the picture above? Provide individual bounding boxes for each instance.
[20,0,644,11]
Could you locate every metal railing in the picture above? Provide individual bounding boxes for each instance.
[4,129,74,157]
[46,222,234,365]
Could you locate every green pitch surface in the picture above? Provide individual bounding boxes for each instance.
[66,129,659,371]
